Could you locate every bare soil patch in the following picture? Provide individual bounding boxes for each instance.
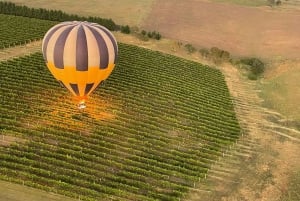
[0,135,26,147]
[142,0,300,59]
[0,40,41,62]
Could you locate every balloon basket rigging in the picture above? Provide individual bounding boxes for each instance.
[78,100,86,110]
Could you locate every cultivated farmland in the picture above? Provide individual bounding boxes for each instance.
[0,41,240,200]
[0,14,56,49]
[1,0,300,200]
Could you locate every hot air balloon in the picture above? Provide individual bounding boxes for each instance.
[42,21,118,109]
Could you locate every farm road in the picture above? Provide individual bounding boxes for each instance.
[0,40,42,62]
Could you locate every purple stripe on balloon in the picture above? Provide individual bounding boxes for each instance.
[70,83,80,96]
[84,83,94,95]
[76,25,89,71]
[42,23,70,62]
[88,26,109,69]
[95,25,118,64]
[53,26,74,69]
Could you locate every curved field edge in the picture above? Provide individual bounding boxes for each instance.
[0,43,241,201]
[0,180,77,201]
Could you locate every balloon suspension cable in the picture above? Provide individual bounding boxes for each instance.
[78,100,86,110]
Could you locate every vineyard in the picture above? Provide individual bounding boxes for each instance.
[0,14,57,49]
[0,41,241,200]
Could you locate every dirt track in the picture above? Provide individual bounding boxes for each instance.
[142,0,300,58]
[0,40,41,62]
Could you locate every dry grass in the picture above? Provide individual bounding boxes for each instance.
[211,0,300,8]
[261,59,300,122]
[0,40,41,62]
[142,0,300,59]
[0,180,77,201]
[8,0,154,26]
[211,0,268,6]
[0,135,26,147]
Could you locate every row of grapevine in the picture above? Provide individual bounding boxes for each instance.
[0,14,57,49]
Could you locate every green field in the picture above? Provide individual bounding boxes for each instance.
[0,42,240,200]
[0,14,56,49]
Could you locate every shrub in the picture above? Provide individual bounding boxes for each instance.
[199,48,210,58]
[201,47,230,64]
[177,41,183,47]
[210,47,230,60]
[184,44,196,54]
[141,30,146,36]
[147,31,153,38]
[247,73,258,80]
[144,31,162,40]
[268,0,282,6]
[240,57,265,75]
[120,25,130,34]
[154,32,161,40]
[220,50,230,60]
[276,0,282,6]
[238,57,265,80]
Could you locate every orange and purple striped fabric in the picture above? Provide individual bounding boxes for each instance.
[42,21,118,98]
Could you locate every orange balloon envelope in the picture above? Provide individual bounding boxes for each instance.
[42,21,118,109]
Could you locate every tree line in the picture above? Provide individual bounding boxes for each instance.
[0,1,130,32]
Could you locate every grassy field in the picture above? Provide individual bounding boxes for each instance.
[261,72,300,121]
[0,42,240,200]
[7,0,154,26]
[261,60,300,124]
[281,170,300,201]
[0,180,76,201]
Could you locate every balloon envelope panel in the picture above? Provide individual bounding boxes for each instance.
[42,21,118,99]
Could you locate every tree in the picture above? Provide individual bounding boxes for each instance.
[154,32,161,40]
[141,30,146,36]
[147,31,153,38]
[184,44,196,54]
[268,0,282,6]
[121,25,130,34]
